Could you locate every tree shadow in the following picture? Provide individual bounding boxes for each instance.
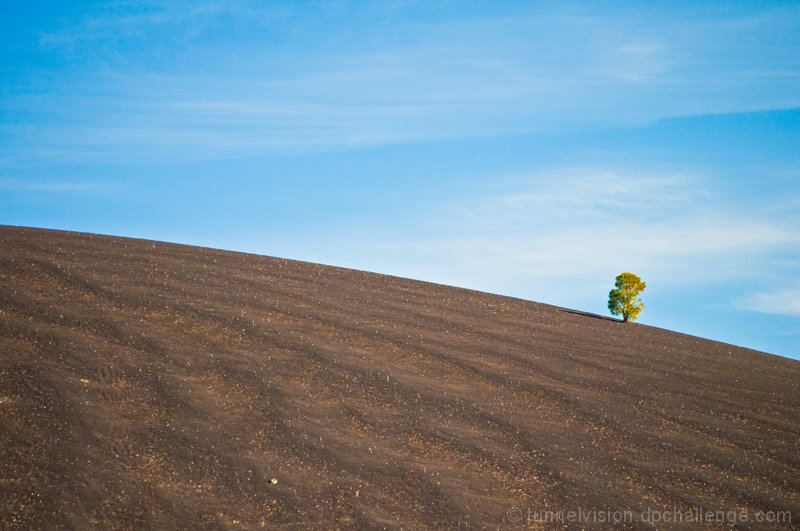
[561,309,623,323]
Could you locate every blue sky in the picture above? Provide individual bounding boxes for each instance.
[2,1,799,359]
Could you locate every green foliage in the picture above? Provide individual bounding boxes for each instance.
[608,272,646,323]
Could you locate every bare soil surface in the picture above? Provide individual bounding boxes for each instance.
[1,226,798,529]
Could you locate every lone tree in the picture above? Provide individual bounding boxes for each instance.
[608,272,646,323]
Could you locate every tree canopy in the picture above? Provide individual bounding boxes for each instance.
[608,272,646,323]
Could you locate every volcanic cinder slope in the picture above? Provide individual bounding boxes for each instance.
[1,226,798,529]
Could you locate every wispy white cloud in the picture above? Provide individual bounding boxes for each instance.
[597,43,671,83]
[739,288,800,317]
[479,170,699,219]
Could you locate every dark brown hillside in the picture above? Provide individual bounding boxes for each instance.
[1,225,798,529]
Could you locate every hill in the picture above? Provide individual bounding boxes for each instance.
[1,226,798,529]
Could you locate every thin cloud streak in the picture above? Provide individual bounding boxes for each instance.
[0,178,116,193]
[740,288,800,317]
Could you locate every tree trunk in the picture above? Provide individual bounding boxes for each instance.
[623,314,629,323]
